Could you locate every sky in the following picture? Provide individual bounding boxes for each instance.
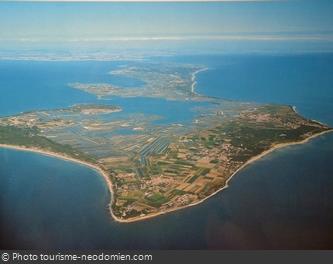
[0,0,333,54]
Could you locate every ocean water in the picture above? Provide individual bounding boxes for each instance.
[194,54,333,126]
[0,54,333,249]
[0,60,198,125]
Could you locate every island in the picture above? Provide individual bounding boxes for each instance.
[0,62,332,223]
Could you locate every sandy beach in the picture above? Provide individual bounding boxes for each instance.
[191,67,209,94]
[1,128,332,223]
[0,143,121,223]
[116,128,333,223]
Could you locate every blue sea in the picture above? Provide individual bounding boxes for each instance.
[0,54,333,249]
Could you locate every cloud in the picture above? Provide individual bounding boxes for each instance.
[2,34,333,43]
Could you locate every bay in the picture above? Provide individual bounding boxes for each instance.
[0,54,332,249]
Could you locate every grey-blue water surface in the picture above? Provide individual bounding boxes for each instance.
[0,54,333,249]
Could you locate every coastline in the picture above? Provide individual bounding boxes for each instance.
[1,128,332,224]
[106,128,333,223]
[0,143,120,223]
[191,67,209,94]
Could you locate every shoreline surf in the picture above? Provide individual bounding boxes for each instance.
[1,128,332,223]
[191,67,209,94]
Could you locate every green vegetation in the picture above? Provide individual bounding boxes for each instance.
[145,193,169,207]
[0,125,95,163]
[0,88,331,222]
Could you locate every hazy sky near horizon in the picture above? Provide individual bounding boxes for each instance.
[0,0,333,53]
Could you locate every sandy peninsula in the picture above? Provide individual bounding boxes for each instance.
[191,67,209,94]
